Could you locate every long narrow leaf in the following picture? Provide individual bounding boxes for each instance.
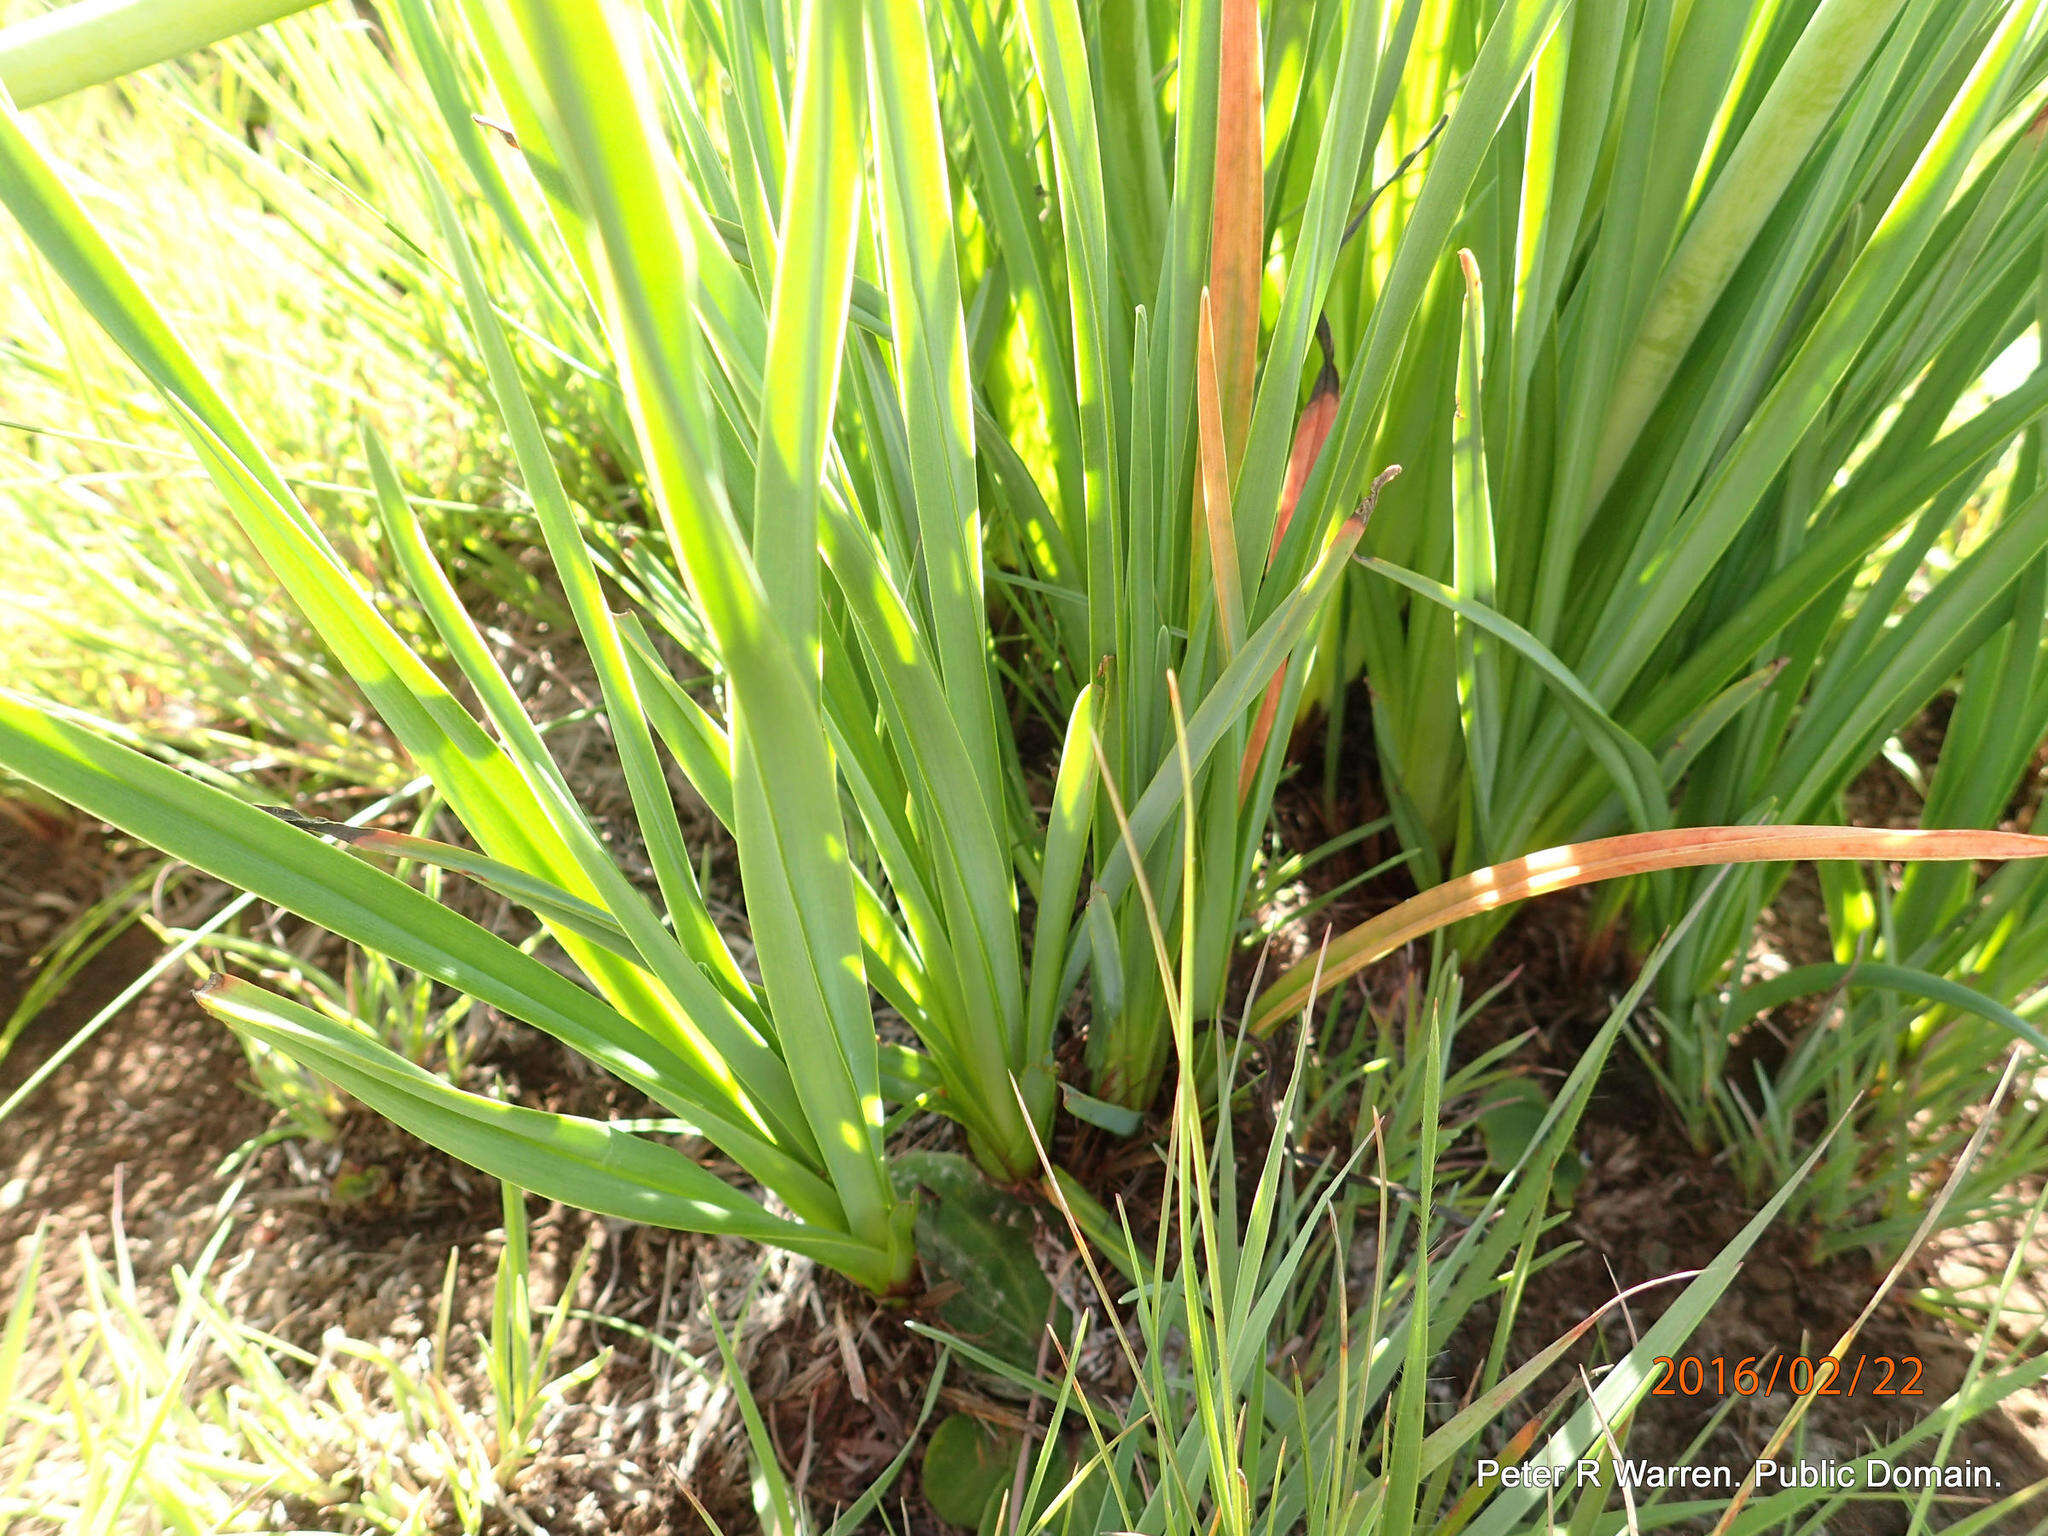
[1252,826,2048,1032]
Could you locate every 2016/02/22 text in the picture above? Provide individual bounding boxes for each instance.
[1651,1354,1922,1398]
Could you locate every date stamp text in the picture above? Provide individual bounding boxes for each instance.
[1650,1353,1923,1398]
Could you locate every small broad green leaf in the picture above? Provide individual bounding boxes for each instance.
[1476,1077,1583,1202]
[921,1413,1019,1528]
[891,1151,1067,1389]
[1475,1077,1547,1171]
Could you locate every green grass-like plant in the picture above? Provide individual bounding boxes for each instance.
[1307,0,2048,905]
